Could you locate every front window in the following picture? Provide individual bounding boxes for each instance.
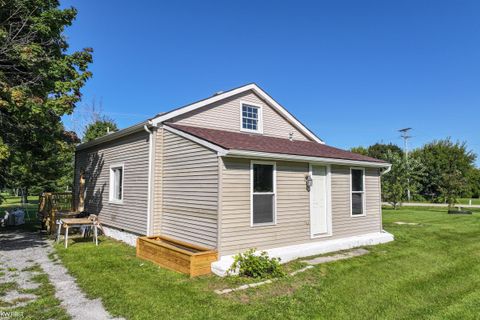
[252,162,276,225]
[110,165,123,202]
[242,104,261,132]
[351,168,365,216]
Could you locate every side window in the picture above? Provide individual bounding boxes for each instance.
[251,162,276,225]
[241,103,262,133]
[109,164,124,203]
[351,168,365,216]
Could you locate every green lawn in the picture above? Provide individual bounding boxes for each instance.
[409,198,480,205]
[0,195,39,223]
[55,207,480,320]
[457,198,480,205]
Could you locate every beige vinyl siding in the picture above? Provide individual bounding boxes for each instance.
[330,166,382,237]
[73,131,150,235]
[219,158,382,255]
[161,130,219,248]
[170,90,312,141]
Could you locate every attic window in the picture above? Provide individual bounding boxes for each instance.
[241,103,262,133]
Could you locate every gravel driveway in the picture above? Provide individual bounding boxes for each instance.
[0,229,123,320]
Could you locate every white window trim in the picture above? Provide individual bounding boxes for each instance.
[309,164,333,238]
[240,101,263,134]
[350,167,366,217]
[250,160,276,227]
[109,163,125,204]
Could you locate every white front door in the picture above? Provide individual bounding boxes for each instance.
[310,165,329,236]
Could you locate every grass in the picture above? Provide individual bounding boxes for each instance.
[409,198,480,205]
[54,207,480,319]
[457,198,480,205]
[0,195,39,223]
[0,267,70,319]
[8,273,70,320]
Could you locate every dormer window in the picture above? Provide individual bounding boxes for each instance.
[241,103,263,133]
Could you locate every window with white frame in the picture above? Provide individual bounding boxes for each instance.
[110,165,124,202]
[241,104,261,132]
[351,168,365,216]
[252,162,276,225]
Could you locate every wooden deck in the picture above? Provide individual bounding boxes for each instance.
[38,192,75,233]
[136,235,218,277]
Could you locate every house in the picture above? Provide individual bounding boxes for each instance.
[74,83,394,276]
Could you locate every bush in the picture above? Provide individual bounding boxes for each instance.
[227,248,285,279]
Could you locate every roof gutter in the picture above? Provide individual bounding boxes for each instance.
[225,149,390,168]
[76,121,147,151]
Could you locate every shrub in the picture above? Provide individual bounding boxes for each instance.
[228,248,285,279]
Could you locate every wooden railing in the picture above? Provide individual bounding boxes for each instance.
[38,192,75,233]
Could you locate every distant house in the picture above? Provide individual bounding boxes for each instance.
[74,83,393,276]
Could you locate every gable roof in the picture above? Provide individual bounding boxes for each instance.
[150,83,324,144]
[165,123,388,167]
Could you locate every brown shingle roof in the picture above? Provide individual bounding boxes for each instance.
[166,124,386,164]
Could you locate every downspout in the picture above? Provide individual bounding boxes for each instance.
[380,164,392,176]
[144,122,156,236]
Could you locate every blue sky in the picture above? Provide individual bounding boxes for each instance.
[61,1,480,165]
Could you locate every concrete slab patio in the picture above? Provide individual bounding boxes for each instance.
[302,248,370,265]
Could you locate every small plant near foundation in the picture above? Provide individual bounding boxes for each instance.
[228,248,285,279]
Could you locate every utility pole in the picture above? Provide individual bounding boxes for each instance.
[399,128,412,201]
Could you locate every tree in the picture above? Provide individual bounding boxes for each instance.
[412,139,476,205]
[367,143,403,161]
[351,143,403,161]
[466,168,480,199]
[0,0,92,203]
[382,150,424,209]
[83,118,118,142]
[350,146,369,156]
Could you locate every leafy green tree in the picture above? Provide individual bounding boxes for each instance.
[351,143,403,161]
[466,168,480,198]
[83,118,118,142]
[367,143,403,161]
[382,150,424,209]
[0,0,92,203]
[7,129,79,202]
[350,146,369,156]
[412,139,476,204]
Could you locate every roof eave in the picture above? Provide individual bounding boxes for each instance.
[164,124,389,167]
[76,121,150,151]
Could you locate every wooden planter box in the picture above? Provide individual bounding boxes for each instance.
[136,235,218,277]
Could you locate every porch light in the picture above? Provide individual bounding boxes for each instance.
[305,175,313,191]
